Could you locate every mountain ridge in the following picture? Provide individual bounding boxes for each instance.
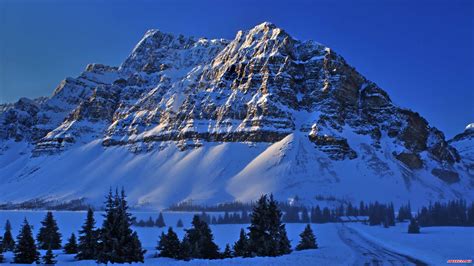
[0,22,472,209]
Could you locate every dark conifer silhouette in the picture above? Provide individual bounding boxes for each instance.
[222,244,232,258]
[42,246,57,265]
[247,194,291,257]
[37,211,62,250]
[408,219,420,234]
[2,219,15,251]
[176,219,184,228]
[156,227,181,259]
[96,188,145,263]
[64,233,78,254]
[182,215,220,259]
[13,218,39,264]
[155,212,166,228]
[296,224,318,251]
[233,228,249,257]
[76,208,98,260]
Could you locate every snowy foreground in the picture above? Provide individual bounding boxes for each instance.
[0,211,473,265]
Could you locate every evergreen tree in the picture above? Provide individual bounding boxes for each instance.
[37,211,62,250]
[283,207,300,223]
[222,244,232,258]
[76,208,98,260]
[247,194,292,257]
[156,227,181,259]
[408,219,420,234]
[468,203,474,226]
[296,224,318,251]
[176,219,184,228]
[145,217,155,227]
[42,246,57,265]
[155,212,166,228]
[96,188,145,263]
[311,206,323,223]
[64,233,78,254]
[233,228,249,257]
[13,218,39,264]
[178,237,192,261]
[2,219,15,251]
[183,215,220,259]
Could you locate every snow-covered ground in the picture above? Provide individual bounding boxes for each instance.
[0,211,472,265]
[346,222,474,265]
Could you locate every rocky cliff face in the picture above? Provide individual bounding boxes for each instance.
[0,22,471,208]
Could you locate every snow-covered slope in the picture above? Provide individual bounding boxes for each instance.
[0,22,472,209]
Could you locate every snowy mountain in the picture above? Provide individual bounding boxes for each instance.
[0,22,472,209]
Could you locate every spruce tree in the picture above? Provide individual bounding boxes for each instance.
[37,211,62,250]
[301,207,310,223]
[13,218,39,264]
[2,219,15,251]
[247,194,291,257]
[156,227,181,259]
[76,208,98,260]
[64,233,78,254]
[96,188,145,263]
[408,219,420,234]
[42,246,57,265]
[296,224,318,250]
[155,212,166,228]
[222,244,232,258]
[176,219,184,228]
[233,228,249,257]
[183,215,220,259]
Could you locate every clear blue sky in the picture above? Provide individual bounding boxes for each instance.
[0,0,472,137]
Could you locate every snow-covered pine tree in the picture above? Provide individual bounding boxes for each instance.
[2,219,15,251]
[408,219,420,234]
[247,194,292,257]
[183,215,220,259]
[13,218,39,264]
[155,212,166,228]
[76,208,98,260]
[96,188,145,263]
[296,224,318,250]
[233,228,249,257]
[176,219,184,228]
[37,211,62,250]
[222,244,232,258]
[64,233,78,254]
[42,246,57,265]
[156,227,181,259]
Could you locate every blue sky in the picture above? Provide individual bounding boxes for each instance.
[0,0,472,137]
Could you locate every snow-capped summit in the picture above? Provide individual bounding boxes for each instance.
[465,123,474,132]
[0,23,472,209]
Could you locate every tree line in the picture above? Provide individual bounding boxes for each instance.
[0,188,145,264]
[0,192,318,264]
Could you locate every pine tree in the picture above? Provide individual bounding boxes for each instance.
[222,244,232,258]
[155,212,166,228]
[96,188,145,263]
[178,237,192,261]
[233,228,249,257]
[156,227,181,259]
[296,224,318,251]
[76,208,98,260]
[42,246,57,265]
[408,219,420,234]
[183,215,220,259]
[176,219,184,228]
[247,194,291,257]
[64,233,78,254]
[13,218,39,264]
[2,219,15,251]
[37,211,62,250]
